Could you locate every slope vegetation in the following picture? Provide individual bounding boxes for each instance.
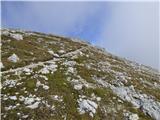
[1,29,160,120]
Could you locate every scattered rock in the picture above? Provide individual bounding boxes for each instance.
[48,50,54,55]
[5,105,16,110]
[96,97,101,102]
[10,33,23,40]
[63,61,76,66]
[58,50,65,54]
[51,95,63,102]
[124,112,139,120]
[24,97,35,105]
[2,30,10,36]
[67,67,75,74]
[23,68,31,73]
[37,38,43,42]
[17,113,21,116]
[0,62,4,68]
[78,99,98,117]
[91,93,101,102]
[39,67,50,74]
[112,86,160,120]
[74,84,83,90]
[3,80,17,88]
[39,63,57,74]
[36,80,49,90]
[23,68,32,75]
[9,96,17,100]
[43,85,49,90]
[8,53,20,63]
[22,115,29,119]
[26,102,40,109]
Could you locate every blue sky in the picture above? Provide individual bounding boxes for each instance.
[1,1,159,70]
[2,2,109,43]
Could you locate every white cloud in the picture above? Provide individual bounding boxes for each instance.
[3,2,159,70]
[96,2,159,70]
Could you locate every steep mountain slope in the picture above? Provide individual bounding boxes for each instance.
[1,28,160,120]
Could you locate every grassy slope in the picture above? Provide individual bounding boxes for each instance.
[1,29,159,120]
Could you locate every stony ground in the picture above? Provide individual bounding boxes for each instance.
[1,28,160,120]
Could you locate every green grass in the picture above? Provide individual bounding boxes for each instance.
[1,29,158,120]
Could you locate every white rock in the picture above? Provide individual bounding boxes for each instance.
[48,50,54,55]
[26,102,40,109]
[39,64,57,74]
[11,30,16,33]
[54,95,58,100]
[118,99,123,103]
[74,84,83,90]
[23,68,32,75]
[36,80,42,88]
[53,53,59,57]
[39,75,48,80]
[68,67,75,73]
[89,112,94,117]
[78,99,98,117]
[63,61,76,66]
[35,97,41,101]
[58,50,65,54]
[23,68,31,73]
[87,100,98,113]
[96,97,101,102]
[8,53,20,63]
[2,95,8,101]
[48,64,57,70]
[5,105,16,110]
[124,112,139,120]
[24,97,35,105]
[51,95,63,102]
[22,115,29,118]
[10,33,23,40]
[2,30,9,36]
[129,113,139,120]
[112,86,160,120]
[37,38,43,42]
[16,103,20,106]
[0,62,4,68]
[3,80,17,88]
[86,55,89,57]
[15,92,19,95]
[24,91,28,94]
[51,105,55,110]
[9,96,17,100]
[39,67,50,74]
[25,72,31,75]
[48,50,59,57]
[36,80,49,90]
[17,113,21,116]
[43,85,49,90]
[79,51,83,56]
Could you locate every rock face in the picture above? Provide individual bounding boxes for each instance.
[112,86,160,120]
[1,28,160,120]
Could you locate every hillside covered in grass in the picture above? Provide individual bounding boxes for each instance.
[1,28,160,120]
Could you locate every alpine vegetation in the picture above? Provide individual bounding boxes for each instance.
[1,28,160,120]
